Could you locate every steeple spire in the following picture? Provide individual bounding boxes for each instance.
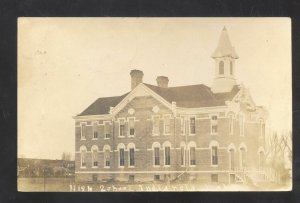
[211,27,238,93]
[212,27,239,59]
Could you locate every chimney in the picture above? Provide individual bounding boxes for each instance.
[130,69,144,90]
[156,76,169,88]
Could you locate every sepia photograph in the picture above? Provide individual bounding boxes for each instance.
[17,17,292,192]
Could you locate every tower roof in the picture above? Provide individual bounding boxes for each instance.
[211,27,239,59]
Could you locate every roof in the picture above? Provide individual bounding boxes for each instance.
[144,83,240,108]
[78,93,129,116]
[211,27,239,59]
[78,84,240,116]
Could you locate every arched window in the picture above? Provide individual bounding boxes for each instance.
[163,141,171,166]
[258,147,265,170]
[91,145,98,168]
[259,119,265,137]
[152,142,161,166]
[230,61,233,75]
[228,144,236,170]
[103,145,111,168]
[219,61,224,75]
[117,143,126,167]
[127,143,136,167]
[239,143,247,169]
[80,145,87,168]
[188,141,197,166]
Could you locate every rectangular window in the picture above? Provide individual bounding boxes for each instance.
[119,149,125,167]
[164,116,170,134]
[211,174,218,182]
[154,175,160,180]
[211,115,218,134]
[105,149,110,167]
[230,149,235,170]
[129,118,135,136]
[180,147,185,166]
[105,123,110,139]
[229,114,234,134]
[154,147,160,165]
[180,116,185,134]
[239,115,244,136]
[190,117,196,134]
[190,147,196,165]
[165,147,171,165]
[81,124,86,140]
[153,116,160,135]
[129,148,135,166]
[119,119,125,137]
[93,123,98,139]
[212,146,218,165]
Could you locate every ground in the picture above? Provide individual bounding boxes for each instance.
[18,177,291,192]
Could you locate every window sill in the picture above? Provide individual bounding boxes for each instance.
[128,135,135,137]
[92,138,98,140]
[211,133,218,136]
[80,138,86,141]
[189,134,196,136]
[92,166,98,168]
[118,136,125,138]
[80,166,86,169]
[211,164,218,167]
[104,138,110,140]
[118,166,125,169]
[189,165,196,167]
[104,166,110,169]
[164,165,171,167]
[152,134,159,136]
[128,166,135,168]
[153,165,160,168]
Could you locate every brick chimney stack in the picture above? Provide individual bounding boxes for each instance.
[130,69,144,90]
[156,76,169,88]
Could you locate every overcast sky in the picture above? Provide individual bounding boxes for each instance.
[18,18,291,160]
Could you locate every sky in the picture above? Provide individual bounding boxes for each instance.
[18,18,291,160]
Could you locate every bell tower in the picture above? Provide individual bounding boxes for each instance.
[211,27,239,93]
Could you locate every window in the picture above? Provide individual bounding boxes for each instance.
[129,148,135,166]
[129,118,135,136]
[239,115,244,136]
[105,123,110,139]
[260,119,265,137]
[211,115,218,134]
[104,149,110,167]
[219,61,224,75]
[229,149,235,170]
[190,117,196,134]
[259,150,264,170]
[190,147,196,165]
[240,147,246,169]
[119,148,125,167]
[154,147,160,166]
[80,146,87,168]
[180,116,185,134]
[119,119,125,137]
[154,175,160,181]
[129,175,135,182]
[212,146,218,165]
[91,145,98,168]
[93,123,98,139]
[230,61,233,75]
[153,116,160,135]
[165,147,171,166]
[180,146,185,166]
[229,114,234,134]
[164,116,171,134]
[81,124,86,140]
[211,174,218,182]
